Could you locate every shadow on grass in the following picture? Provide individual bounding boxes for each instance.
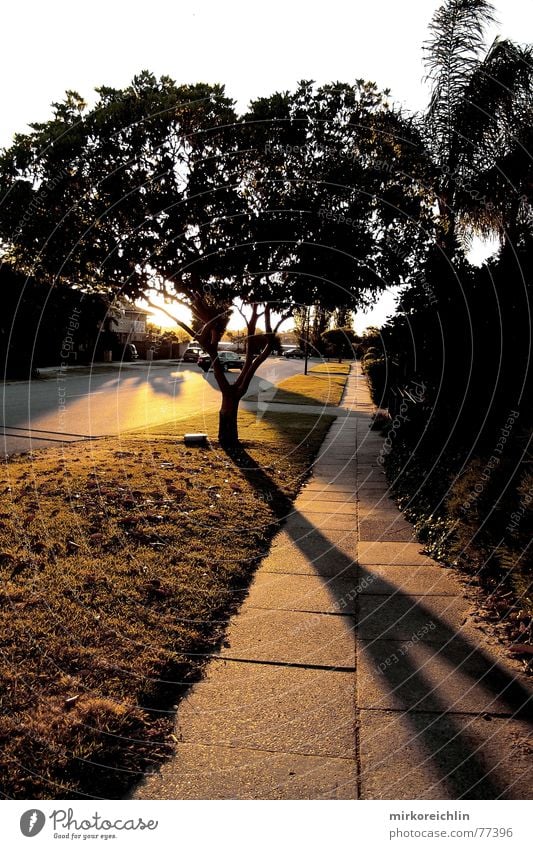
[122,370,531,800]
[73,404,337,800]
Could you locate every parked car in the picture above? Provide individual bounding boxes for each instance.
[283,347,305,359]
[182,347,203,363]
[122,343,139,361]
[198,350,245,372]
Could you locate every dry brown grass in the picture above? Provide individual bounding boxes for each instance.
[0,407,333,798]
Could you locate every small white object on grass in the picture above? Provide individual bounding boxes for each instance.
[183,433,208,446]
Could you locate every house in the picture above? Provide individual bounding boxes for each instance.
[114,304,148,344]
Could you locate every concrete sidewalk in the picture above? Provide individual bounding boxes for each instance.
[134,363,532,800]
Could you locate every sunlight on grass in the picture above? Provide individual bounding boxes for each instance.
[309,362,351,375]
[245,362,351,408]
[0,406,334,799]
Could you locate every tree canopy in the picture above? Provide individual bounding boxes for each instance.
[0,72,432,443]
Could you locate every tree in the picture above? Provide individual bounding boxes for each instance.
[381,0,533,469]
[389,0,533,419]
[333,307,354,330]
[0,73,431,447]
[292,306,308,349]
[321,327,357,360]
[310,306,334,353]
[423,0,533,252]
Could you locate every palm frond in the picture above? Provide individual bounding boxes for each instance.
[424,0,497,164]
[454,39,533,170]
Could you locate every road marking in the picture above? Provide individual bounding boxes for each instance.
[0,425,100,439]
[1,433,85,444]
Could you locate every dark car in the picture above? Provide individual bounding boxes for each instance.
[123,343,139,361]
[182,347,202,363]
[198,350,245,372]
[283,347,305,359]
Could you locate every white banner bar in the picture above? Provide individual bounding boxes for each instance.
[3,800,532,848]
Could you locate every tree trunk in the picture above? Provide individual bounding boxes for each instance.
[218,390,240,449]
[214,325,276,449]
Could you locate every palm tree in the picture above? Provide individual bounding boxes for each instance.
[423,0,533,252]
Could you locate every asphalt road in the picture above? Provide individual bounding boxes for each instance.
[1,357,307,455]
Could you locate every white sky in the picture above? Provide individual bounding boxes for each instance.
[1,0,531,331]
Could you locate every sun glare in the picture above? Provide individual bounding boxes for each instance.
[140,295,193,329]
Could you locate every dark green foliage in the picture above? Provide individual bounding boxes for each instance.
[321,327,357,359]
[0,264,116,377]
[359,0,533,637]
[361,355,390,407]
[0,73,433,443]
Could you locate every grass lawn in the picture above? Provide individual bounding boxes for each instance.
[307,362,351,375]
[0,407,333,799]
[249,361,351,406]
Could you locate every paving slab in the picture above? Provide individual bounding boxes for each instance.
[356,563,461,596]
[285,513,357,532]
[176,659,356,758]
[356,471,389,484]
[263,531,358,578]
[300,487,358,502]
[358,507,404,520]
[356,472,389,485]
[356,487,392,504]
[136,742,357,800]
[313,463,358,475]
[316,457,358,466]
[219,606,355,666]
[242,571,359,614]
[358,709,533,800]
[358,540,437,566]
[303,481,357,494]
[317,448,358,459]
[357,637,533,716]
[357,593,475,642]
[306,476,357,489]
[297,500,358,515]
[271,527,360,557]
[355,482,392,494]
[329,417,359,425]
[358,519,416,541]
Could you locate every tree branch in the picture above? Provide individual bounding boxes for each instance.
[146,299,196,338]
[273,309,294,333]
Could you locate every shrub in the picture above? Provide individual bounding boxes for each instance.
[361,355,389,406]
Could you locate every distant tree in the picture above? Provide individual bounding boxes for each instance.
[291,307,308,348]
[310,306,334,354]
[333,307,354,330]
[321,327,357,360]
[146,324,189,344]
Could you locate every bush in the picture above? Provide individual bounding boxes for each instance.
[361,355,389,406]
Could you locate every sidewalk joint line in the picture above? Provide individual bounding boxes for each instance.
[204,654,356,673]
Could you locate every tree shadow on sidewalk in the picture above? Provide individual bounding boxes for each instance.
[227,443,532,800]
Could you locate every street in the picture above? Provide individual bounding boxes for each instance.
[1,357,307,455]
